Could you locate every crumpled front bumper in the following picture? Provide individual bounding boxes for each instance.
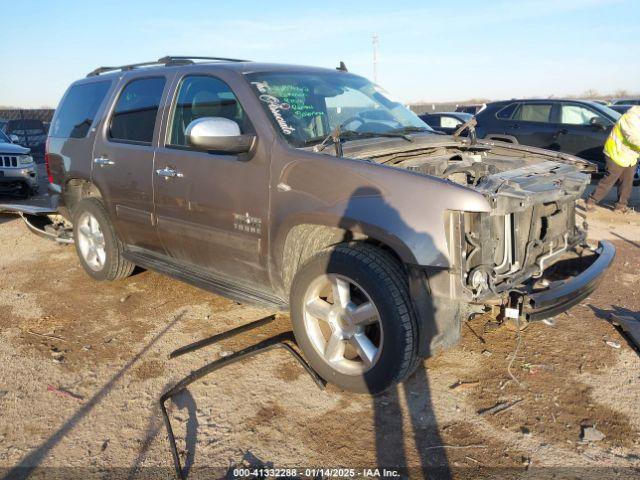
[521,241,615,321]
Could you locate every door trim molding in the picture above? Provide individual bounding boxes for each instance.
[115,205,154,225]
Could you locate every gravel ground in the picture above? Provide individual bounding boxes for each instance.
[0,195,639,480]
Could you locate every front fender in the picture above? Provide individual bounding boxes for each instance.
[270,146,491,270]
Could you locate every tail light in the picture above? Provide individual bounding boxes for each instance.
[44,137,53,183]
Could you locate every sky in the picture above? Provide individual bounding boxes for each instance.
[1,0,639,108]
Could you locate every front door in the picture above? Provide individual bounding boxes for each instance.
[555,102,612,169]
[91,75,169,252]
[153,74,270,287]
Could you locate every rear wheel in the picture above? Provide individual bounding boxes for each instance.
[72,198,134,281]
[290,243,419,394]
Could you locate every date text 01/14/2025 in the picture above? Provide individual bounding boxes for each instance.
[232,468,401,477]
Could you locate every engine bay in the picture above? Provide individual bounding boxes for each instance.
[364,140,594,300]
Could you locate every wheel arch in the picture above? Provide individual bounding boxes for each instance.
[484,134,519,144]
[278,221,410,294]
[63,178,103,213]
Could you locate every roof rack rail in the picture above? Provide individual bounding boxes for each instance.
[86,55,250,77]
[157,55,250,65]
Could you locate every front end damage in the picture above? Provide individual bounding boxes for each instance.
[448,163,615,323]
[361,137,615,330]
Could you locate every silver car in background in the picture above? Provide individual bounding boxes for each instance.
[0,129,38,197]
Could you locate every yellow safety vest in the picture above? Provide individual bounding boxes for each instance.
[604,108,640,168]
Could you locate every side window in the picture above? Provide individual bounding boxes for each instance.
[109,77,166,144]
[496,103,517,120]
[441,115,463,128]
[169,75,248,147]
[513,103,552,123]
[560,104,604,125]
[51,81,111,138]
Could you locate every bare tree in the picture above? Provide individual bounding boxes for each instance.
[582,89,600,99]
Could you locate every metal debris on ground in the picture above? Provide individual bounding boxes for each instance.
[449,379,480,390]
[605,340,621,349]
[46,385,83,402]
[477,398,523,416]
[464,321,486,344]
[160,316,326,480]
[26,329,66,341]
[610,313,640,352]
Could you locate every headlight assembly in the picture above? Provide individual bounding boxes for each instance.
[18,155,33,165]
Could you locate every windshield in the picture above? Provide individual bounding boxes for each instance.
[589,102,622,122]
[0,129,9,143]
[245,71,432,147]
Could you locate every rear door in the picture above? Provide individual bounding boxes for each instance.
[152,72,270,287]
[555,102,612,168]
[91,75,171,252]
[504,102,559,149]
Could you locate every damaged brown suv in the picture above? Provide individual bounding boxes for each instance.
[42,56,614,393]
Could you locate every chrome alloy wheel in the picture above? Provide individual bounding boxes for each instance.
[302,274,383,375]
[76,212,106,272]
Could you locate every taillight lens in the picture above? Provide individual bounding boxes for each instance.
[44,137,53,183]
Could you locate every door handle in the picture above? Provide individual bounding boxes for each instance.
[557,128,568,135]
[508,124,520,130]
[94,156,115,166]
[155,166,184,178]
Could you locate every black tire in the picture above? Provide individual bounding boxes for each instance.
[72,198,135,281]
[290,242,419,394]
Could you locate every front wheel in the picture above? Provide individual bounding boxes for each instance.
[290,243,419,394]
[72,198,135,281]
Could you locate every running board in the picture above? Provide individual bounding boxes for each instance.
[20,213,74,244]
[123,248,288,311]
[0,202,58,215]
[0,198,73,244]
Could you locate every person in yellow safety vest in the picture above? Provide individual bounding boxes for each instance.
[586,106,640,213]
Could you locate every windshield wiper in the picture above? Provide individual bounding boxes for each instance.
[313,126,414,156]
[390,126,431,134]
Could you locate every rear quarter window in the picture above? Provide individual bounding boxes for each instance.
[51,81,112,138]
[513,103,553,123]
[495,103,517,119]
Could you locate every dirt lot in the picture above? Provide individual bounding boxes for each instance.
[0,200,639,479]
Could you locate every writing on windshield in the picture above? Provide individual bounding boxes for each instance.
[247,71,429,147]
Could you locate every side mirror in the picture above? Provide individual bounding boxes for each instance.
[186,117,256,154]
[590,117,607,130]
[9,134,19,143]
